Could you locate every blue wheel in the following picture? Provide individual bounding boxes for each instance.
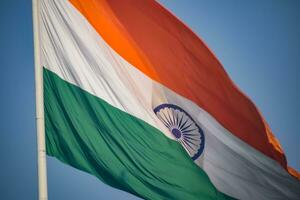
[154,104,205,160]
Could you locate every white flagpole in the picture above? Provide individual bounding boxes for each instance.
[32,0,48,199]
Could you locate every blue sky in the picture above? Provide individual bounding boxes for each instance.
[0,0,299,199]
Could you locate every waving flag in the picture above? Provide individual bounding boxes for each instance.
[37,0,300,199]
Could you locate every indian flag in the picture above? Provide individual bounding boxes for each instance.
[36,0,300,199]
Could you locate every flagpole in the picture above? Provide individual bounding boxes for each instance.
[32,0,48,199]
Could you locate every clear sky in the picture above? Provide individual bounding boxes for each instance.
[0,0,299,199]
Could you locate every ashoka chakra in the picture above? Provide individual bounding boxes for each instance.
[154,104,205,160]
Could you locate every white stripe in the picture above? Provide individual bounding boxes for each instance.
[40,0,300,199]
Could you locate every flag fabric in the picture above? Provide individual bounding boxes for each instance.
[38,0,300,199]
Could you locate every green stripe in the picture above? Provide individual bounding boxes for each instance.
[44,68,233,200]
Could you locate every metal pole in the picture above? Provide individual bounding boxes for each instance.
[32,0,48,199]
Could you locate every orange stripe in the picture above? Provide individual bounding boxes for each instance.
[70,0,296,176]
[288,167,300,179]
